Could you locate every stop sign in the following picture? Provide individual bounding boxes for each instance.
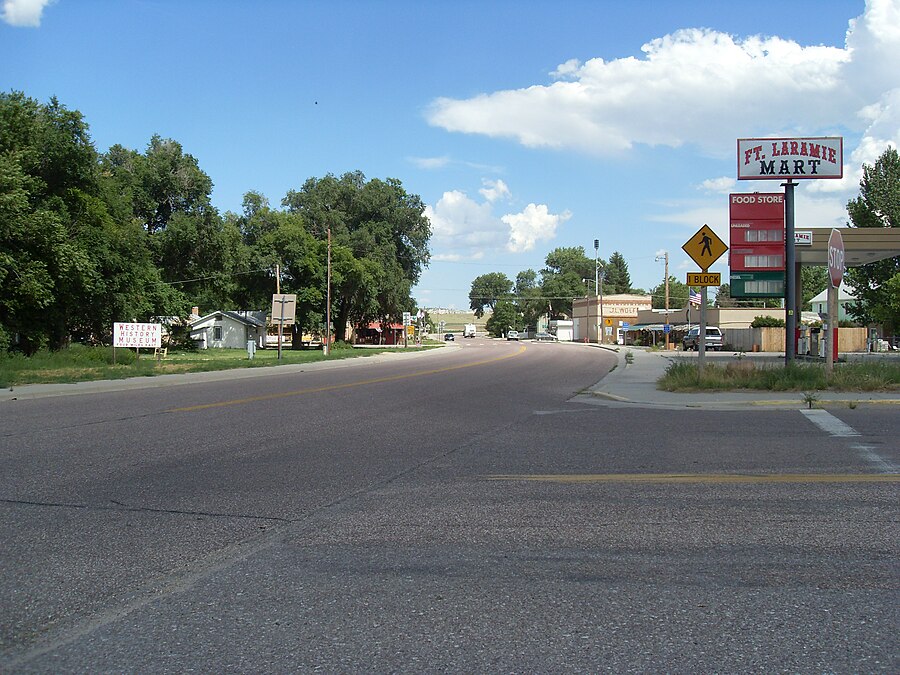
[827,229,844,288]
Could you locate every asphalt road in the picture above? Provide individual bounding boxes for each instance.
[1,339,898,672]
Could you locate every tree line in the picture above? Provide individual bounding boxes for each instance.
[467,248,638,336]
[0,92,431,355]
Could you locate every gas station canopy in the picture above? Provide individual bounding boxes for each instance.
[795,228,900,267]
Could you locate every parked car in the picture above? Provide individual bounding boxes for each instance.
[534,332,558,341]
[682,326,724,351]
[506,330,519,341]
[444,333,454,341]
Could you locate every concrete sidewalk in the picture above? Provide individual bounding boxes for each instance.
[587,346,900,409]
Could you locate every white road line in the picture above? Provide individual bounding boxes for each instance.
[801,409,898,473]
[851,444,898,473]
[800,409,860,437]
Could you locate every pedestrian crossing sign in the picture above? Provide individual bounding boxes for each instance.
[682,224,727,272]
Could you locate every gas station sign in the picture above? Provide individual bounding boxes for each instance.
[737,137,843,180]
[729,193,784,297]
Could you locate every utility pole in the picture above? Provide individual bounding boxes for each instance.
[275,264,282,360]
[324,227,331,356]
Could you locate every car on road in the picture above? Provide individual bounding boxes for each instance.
[444,333,454,341]
[506,330,519,341]
[534,332,558,341]
[682,326,724,351]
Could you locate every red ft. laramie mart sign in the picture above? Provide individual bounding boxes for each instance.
[737,137,843,180]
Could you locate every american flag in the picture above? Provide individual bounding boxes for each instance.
[689,289,701,306]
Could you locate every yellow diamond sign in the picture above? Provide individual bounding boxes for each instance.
[682,224,727,272]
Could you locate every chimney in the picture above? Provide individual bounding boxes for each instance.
[191,306,200,317]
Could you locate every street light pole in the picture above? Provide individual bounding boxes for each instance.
[594,239,600,344]
[655,251,670,350]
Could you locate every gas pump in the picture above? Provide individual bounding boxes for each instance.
[818,312,828,358]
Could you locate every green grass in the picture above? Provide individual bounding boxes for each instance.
[658,359,900,392]
[0,343,438,388]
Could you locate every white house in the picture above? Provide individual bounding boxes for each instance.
[190,311,267,349]
[809,283,856,323]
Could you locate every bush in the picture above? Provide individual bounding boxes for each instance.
[66,343,136,365]
[329,340,355,351]
[659,360,900,392]
[165,324,199,351]
[750,316,785,328]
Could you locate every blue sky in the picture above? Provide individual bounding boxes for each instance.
[3,0,898,309]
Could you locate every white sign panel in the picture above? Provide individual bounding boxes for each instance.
[271,294,297,324]
[794,231,813,246]
[114,322,161,348]
[737,137,843,180]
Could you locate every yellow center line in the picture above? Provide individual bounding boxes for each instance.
[485,473,900,484]
[169,345,527,412]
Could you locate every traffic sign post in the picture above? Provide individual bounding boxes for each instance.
[682,225,727,375]
[826,229,845,372]
[271,293,297,360]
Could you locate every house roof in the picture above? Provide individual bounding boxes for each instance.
[190,311,266,329]
[808,283,856,304]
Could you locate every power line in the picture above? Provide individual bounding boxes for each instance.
[160,266,274,286]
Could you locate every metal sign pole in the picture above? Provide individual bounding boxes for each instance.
[277,297,284,360]
[698,287,707,375]
[783,179,796,364]
[825,284,836,373]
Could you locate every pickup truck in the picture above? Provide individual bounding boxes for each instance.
[682,326,724,351]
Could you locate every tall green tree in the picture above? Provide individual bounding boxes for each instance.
[604,251,632,294]
[469,272,513,318]
[514,269,544,330]
[801,266,828,310]
[540,246,600,319]
[845,146,900,333]
[282,172,430,341]
[235,197,324,333]
[100,136,244,313]
[485,299,520,337]
[650,276,688,310]
[714,283,735,308]
[1,92,177,353]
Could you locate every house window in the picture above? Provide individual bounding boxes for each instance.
[213,325,223,341]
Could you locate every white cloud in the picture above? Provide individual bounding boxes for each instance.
[425,184,569,258]
[2,0,52,27]
[409,155,451,169]
[424,190,507,258]
[479,178,510,203]
[503,203,571,253]
[698,177,736,194]
[426,0,898,165]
